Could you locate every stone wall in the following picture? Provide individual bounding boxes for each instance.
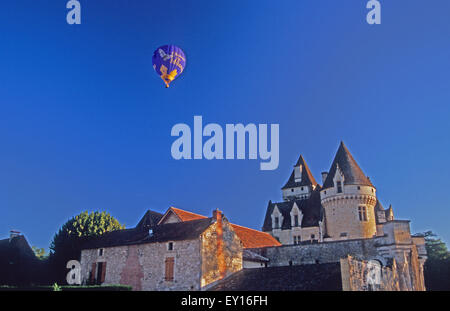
[250,237,383,267]
[340,256,401,291]
[80,239,202,291]
[200,217,243,288]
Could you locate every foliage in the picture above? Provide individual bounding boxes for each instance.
[52,283,61,291]
[48,211,125,283]
[32,246,48,260]
[420,231,450,290]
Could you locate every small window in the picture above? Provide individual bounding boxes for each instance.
[358,206,368,221]
[274,217,279,229]
[340,232,348,237]
[167,242,174,251]
[301,187,304,191]
[98,248,104,257]
[293,236,297,245]
[291,189,294,192]
[311,234,315,239]
[165,257,174,281]
[337,181,343,193]
[293,215,299,227]
[357,186,361,190]
[324,191,327,195]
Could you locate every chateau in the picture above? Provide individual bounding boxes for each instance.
[78,142,427,291]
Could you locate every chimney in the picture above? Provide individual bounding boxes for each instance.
[294,165,302,183]
[213,209,226,279]
[321,172,328,184]
[9,230,21,241]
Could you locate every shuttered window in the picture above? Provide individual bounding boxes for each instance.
[165,257,174,281]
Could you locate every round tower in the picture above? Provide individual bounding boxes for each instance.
[320,142,377,240]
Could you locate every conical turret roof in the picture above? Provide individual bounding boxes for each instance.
[282,155,318,189]
[322,142,373,189]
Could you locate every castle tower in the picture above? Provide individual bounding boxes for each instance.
[320,142,377,241]
[281,155,318,201]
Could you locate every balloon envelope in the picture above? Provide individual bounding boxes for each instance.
[152,45,186,88]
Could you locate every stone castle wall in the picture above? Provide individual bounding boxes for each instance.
[250,237,384,267]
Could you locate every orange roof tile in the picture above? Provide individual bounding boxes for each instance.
[231,224,281,248]
[170,207,207,222]
[167,207,281,249]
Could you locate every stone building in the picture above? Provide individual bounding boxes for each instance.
[256,141,427,290]
[79,207,280,290]
[78,142,427,291]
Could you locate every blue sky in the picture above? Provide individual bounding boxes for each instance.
[0,0,449,250]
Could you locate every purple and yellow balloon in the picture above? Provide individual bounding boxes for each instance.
[152,45,186,88]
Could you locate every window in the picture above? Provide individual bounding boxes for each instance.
[274,217,279,229]
[291,189,294,192]
[165,257,174,281]
[167,242,174,251]
[311,234,315,239]
[293,236,297,245]
[301,187,304,191]
[293,215,299,227]
[98,248,104,257]
[340,232,348,237]
[94,262,107,285]
[358,206,368,221]
[337,181,343,193]
[357,186,361,190]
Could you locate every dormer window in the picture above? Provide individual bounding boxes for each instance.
[337,181,343,193]
[293,215,299,227]
[274,217,279,229]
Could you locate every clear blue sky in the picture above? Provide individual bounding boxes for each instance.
[1,1,449,251]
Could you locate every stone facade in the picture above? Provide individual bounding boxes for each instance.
[79,209,243,291]
[80,239,202,291]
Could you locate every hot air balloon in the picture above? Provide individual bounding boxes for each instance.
[152,45,186,88]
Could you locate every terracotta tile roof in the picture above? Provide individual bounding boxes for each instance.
[170,207,207,222]
[167,208,281,249]
[230,224,281,248]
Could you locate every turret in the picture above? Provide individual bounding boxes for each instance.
[320,142,377,240]
[281,155,318,201]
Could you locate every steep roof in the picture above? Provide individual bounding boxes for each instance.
[0,235,36,261]
[170,207,207,222]
[82,218,214,249]
[136,210,163,230]
[82,207,281,250]
[208,263,342,291]
[262,189,324,231]
[161,208,280,248]
[282,155,318,189]
[322,141,373,189]
[231,224,281,248]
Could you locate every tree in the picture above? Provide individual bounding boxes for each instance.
[32,246,48,260]
[420,231,450,290]
[48,211,125,283]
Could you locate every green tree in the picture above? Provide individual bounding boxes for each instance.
[48,211,125,283]
[420,231,450,290]
[32,246,48,260]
